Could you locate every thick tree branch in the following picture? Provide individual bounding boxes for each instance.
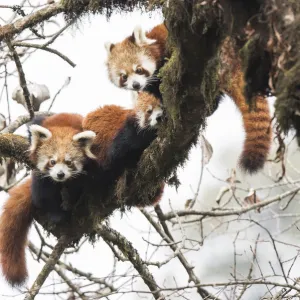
[0,3,63,41]
[1,111,54,134]
[0,133,32,167]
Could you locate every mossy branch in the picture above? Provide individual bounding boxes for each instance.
[0,133,32,168]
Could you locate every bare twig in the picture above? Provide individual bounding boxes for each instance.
[13,42,76,67]
[24,235,72,300]
[96,224,165,300]
[163,187,300,220]
[6,39,34,118]
[0,3,63,41]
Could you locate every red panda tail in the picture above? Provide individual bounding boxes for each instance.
[0,178,33,286]
[227,67,272,174]
[238,95,272,173]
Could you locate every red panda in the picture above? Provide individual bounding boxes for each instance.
[105,24,167,91]
[82,91,164,205]
[0,113,97,287]
[105,23,272,174]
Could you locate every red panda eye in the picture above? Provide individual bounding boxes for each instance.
[65,160,72,166]
[147,109,153,114]
[120,74,127,81]
[136,67,143,74]
[49,159,56,166]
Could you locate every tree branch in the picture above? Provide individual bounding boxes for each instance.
[0,3,63,41]
[0,133,32,167]
[13,42,76,67]
[1,111,54,134]
[97,224,165,300]
[24,235,72,300]
[6,39,34,118]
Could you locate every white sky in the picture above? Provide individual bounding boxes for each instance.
[1,2,300,300]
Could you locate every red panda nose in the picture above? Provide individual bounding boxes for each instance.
[132,81,141,90]
[57,171,65,179]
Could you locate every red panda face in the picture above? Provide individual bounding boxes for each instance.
[29,125,96,182]
[134,92,163,128]
[105,26,158,91]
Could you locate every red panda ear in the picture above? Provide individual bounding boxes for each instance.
[104,42,115,54]
[73,131,96,159]
[29,124,52,153]
[133,26,156,46]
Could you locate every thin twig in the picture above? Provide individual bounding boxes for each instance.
[97,224,165,300]
[24,235,72,300]
[13,42,76,67]
[6,39,34,119]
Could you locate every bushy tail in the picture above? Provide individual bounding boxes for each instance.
[227,66,272,174]
[0,178,33,286]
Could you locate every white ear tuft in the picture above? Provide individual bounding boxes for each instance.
[29,124,52,153]
[104,41,115,54]
[133,26,156,46]
[73,131,96,159]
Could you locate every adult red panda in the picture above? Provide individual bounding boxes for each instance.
[105,23,272,174]
[0,113,97,286]
[83,91,165,204]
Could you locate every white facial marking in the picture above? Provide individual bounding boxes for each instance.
[149,107,163,127]
[137,111,146,128]
[65,153,71,161]
[131,91,139,105]
[110,67,122,87]
[133,64,138,71]
[36,155,49,172]
[139,54,156,76]
[49,163,71,182]
[127,73,147,90]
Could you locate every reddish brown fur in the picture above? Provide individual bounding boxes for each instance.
[145,24,168,63]
[42,113,83,130]
[106,24,168,85]
[30,113,85,165]
[113,26,271,173]
[0,113,91,286]
[83,105,133,161]
[82,92,161,162]
[226,65,272,173]
[0,179,33,286]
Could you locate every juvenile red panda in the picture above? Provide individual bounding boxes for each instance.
[105,23,272,174]
[83,91,165,204]
[0,113,97,286]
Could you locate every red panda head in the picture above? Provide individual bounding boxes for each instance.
[134,92,163,128]
[105,26,159,91]
[28,125,96,182]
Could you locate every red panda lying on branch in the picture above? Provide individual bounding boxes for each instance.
[0,113,97,286]
[0,92,165,287]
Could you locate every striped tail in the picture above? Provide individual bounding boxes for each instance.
[226,66,272,174]
[0,179,33,286]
